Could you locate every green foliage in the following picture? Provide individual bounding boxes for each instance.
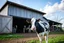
[27,35,64,43]
[0,34,24,40]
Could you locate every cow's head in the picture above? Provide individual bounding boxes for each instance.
[31,18,36,31]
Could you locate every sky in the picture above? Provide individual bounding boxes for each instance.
[0,0,64,28]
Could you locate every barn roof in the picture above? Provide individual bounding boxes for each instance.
[48,19,62,25]
[0,1,45,15]
[43,17,62,25]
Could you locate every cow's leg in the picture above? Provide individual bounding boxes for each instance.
[37,34,42,43]
[45,34,48,43]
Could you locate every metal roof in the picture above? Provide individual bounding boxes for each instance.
[0,1,45,15]
[48,19,62,25]
[43,17,62,25]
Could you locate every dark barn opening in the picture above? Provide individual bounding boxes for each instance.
[13,16,31,33]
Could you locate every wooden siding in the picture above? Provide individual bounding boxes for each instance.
[0,5,8,16]
[0,16,12,33]
[8,5,43,19]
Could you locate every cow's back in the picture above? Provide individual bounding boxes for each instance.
[35,22,44,33]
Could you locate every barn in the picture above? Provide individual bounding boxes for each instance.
[42,17,62,32]
[0,1,62,33]
[48,20,62,32]
[0,1,46,33]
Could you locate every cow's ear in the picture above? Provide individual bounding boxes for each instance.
[36,19,40,22]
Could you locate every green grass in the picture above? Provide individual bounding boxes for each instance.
[48,35,64,43]
[49,32,64,34]
[27,35,64,43]
[0,34,24,40]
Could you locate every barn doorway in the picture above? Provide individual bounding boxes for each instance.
[13,16,31,33]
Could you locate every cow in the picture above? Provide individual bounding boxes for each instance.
[31,18,50,43]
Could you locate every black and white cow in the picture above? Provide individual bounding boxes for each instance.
[31,18,50,43]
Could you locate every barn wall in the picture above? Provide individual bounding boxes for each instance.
[8,5,43,19]
[0,5,8,16]
[0,17,2,30]
[0,16,12,33]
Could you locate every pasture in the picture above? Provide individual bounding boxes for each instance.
[0,33,64,43]
[28,34,64,43]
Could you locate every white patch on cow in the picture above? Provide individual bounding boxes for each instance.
[31,18,36,30]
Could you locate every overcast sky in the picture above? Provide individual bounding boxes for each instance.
[0,0,64,27]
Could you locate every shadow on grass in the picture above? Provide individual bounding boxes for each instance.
[56,41,64,43]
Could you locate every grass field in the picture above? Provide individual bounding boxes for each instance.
[0,34,24,40]
[27,34,64,43]
[0,32,64,43]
